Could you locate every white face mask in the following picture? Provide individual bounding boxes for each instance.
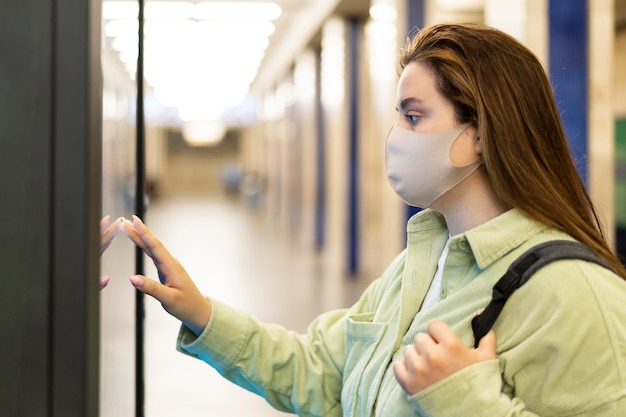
[385,124,483,208]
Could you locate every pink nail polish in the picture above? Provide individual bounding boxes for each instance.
[130,275,144,286]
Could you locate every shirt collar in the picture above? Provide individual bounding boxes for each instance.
[407,208,550,270]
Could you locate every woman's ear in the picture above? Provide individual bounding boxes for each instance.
[473,126,483,155]
[450,126,481,167]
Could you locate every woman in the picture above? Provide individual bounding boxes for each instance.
[122,23,626,416]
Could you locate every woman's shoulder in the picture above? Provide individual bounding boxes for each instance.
[496,257,626,409]
[522,255,625,297]
[502,254,626,341]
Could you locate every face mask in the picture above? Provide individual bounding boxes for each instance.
[385,124,483,208]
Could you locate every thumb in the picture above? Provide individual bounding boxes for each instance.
[476,329,497,360]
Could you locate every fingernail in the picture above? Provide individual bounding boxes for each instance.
[132,215,143,225]
[130,275,144,286]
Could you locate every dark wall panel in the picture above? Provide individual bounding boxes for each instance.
[0,0,102,415]
[51,0,102,415]
[0,1,53,415]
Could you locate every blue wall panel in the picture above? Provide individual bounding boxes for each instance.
[549,0,589,183]
[348,19,360,275]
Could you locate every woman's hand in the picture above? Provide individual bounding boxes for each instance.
[100,215,121,289]
[393,319,496,394]
[121,215,212,336]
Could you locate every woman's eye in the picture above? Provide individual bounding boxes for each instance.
[406,114,420,124]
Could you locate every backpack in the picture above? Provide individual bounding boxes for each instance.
[470,240,615,348]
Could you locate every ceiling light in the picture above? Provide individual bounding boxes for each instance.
[145,2,194,20]
[369,2,397,22]
[102,1,282,127]
[182,121,226,146]
[194,2,281,21]
[104,19,138,38]
[102,1,138,20]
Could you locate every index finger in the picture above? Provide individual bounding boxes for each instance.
[426,319,457,345]
[100,215,111,234]
[130,215,175,264]
[120,217,153,258]
[100,216,121,255]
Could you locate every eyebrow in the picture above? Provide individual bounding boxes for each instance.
[396,97,422,112]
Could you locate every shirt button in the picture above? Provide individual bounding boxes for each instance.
[439,289,448,300]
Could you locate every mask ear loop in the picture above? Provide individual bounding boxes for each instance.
[383,124,396,181]
[449,124,482,168]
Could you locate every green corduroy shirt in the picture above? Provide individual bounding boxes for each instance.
[177,208,626,416]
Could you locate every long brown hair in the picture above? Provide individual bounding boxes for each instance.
[399,22,626,278]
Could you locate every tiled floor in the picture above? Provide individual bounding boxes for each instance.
[100,192,371,416]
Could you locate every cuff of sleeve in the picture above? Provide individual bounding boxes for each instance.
[408,359,504,417]
[176,298,252,368]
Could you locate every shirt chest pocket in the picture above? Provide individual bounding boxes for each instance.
[342,313,388,416]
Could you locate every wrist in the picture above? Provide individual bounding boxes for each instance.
[185,297,212,336]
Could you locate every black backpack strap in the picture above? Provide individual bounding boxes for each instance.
[471,240,613,348]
